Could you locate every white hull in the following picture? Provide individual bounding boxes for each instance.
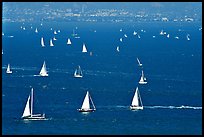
[6,71,12,74]
[130,106,143,110]
[74,74,83,78]
[77,108,96,112]
[40,73,48,77]
[139,81,147,84]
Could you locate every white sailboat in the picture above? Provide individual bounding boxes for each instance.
[53,37,57,41]
[74,65,83,78]
[54,30,57,34]
[22,88,46,120]
[41,37,45,47]
[39,61,48,76]
[2,49,3,54]
[116,46,120,52]
[120,38,123,42]
[6,64,12,74]
[160,30,164,35]
[124,34,128,38]
[138,34,141,39]
[67,38,71,45]
[133,31,137,36]
[35,28,38,33]
[137,58,142,67]
[167,34,170,38]
[130,87,143,110]
[78,91,96,112]
[50,39,54,46]
[82,43,87,53]
[120,28,122,32]
[186,34,190,41]
[139,70,147,84]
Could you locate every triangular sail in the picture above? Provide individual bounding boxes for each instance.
[40,61,47,75]
[22,95,31,117]
[140,71,145,82]
[82,43,87,53]
[50,39,54,46]
[67,38,71,45]
[41,37,45,47]
[81,91,90,110]
[35,28,38,33]
[131,87,139,106]
[137,58,142,65]
[7,64,11,72]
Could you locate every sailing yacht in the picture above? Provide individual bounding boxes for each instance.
[124,34,128,38]
[78,91,96,112]
[54,30,57,34]
[67,38,71,45]
[116,46,120,52]
[82,43,88,53]
[74,65,83,78]
[50,39,54,46]
[186,34,190,41]
[6,64,12,74]
[39,61,48,76]
[133,31,137,36]
[167,34,170,38]
[22,88,46,120]
[137,58,142,67]
[120,38,123,42]
[130,87,143,110]
[139,70,147,84]
[35,28,38,33]
[160,30,164,35]
[41,37,45,47]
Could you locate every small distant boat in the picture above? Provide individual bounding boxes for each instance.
[35,28,38,33]
[58,30,60,33]
[133,31,137,35]
[6,64,12,74]
[175,36,179,39]
[130,87,143,110]
[2,49,3,54]
[160,30,164,35]
[139,70,147,84]
[54,30,57,34]
[138,35,141,39]
[124,34,128,38]
[39,61,48,77]
[120,28,122,32]
[78,91,96,112]
[53,37,57,40]
[23,27,26,30]
[137,58,142,67]
[74,65,83,78]
[82,43,88,53]
[2,32,4,36]
[41,37,45,47]
[22,88,46,120]
[50,39,54,46]
[41,23,43,26]
[116,46,120,52]
[186,34,190,41]
[167,34,170,38]
[153,35,156,38]
[67,38,71,45]
[120,38,123,42]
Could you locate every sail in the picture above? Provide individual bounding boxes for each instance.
[30,88,34,116]
[40,61,47,75]
[116,46,120,52]
[131,88,139,106]
[67,38,71,45]
[41,37,45,47]
[22,95,31,117]
[35,28,38,33]
[50,39,54,46]
[81,91,90,110]
[137,58,141,64]
[82,44,87,53]
[7,64,11,72]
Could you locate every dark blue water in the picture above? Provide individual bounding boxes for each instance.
[2,21,202,135]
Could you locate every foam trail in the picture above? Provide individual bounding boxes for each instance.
[144,105,202,110]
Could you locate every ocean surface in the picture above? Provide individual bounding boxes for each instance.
[2,21,202,135]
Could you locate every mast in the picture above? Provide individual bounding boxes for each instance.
[89,94,96,110]
[31,88,34,116]
[138,88,143,107]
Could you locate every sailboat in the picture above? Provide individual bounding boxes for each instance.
[78,91,96,112]
[54,30,57,34]
[186,34,190,41]
[82,43,87,53]
[67,38,71,45]
[137,58,142,67]
[50,39,54,46]
[39,61,48,76]
[41,37,45,47]
[167,34,170,38]
[160,30,164,35]
[130,87,143,110]
[53,37,57,40]
[139,70,147,84]
[116,46,120,52]
[120,38,123,42]
[6,64,12,74]
[22,88,46,120]
[74,65,83,78]
[124,34,128,38]
[35,28,38,33]
[138,34,141,39]
[133,31,137,36]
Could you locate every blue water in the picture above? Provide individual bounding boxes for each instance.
[2,21,202,135]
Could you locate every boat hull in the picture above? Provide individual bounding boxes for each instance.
[40,73,48,77]
[22,115,46,120]
[139,81,147,84]
[6,71,12,74]
[77,109,95,112]
[74,75,83,78]
[130,106,143,110]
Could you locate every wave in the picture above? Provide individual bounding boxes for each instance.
[145,105,202,110]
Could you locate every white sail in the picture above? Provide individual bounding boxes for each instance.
[39,61,48,76]
[187,34,190,41]
[133,31,137,35]
[138,35,141,39]
[120,38,123,42]
[67,38,71,45]
[74,66,83,78]
[160,30,164,35]
[116,46,120,52]
[124,34,127,38]
[167,34,170,38]
[6,64,12,74]
[22,95,31,118]
[41,37,45,47]
[137,58,142,66]
[50,39,54,46]
[81,91,90,110]
[82,43,87,53]
[131,87,139,106]
[54,30,57,34]
[120,28,122,32]
[53,37,57,40]
[139,70,147,84]
[35,28,38,33]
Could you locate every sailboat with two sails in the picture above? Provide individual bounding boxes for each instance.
[74,65,83,78]
[22,88,46,120]
[39,61,48,76]
[6,64,12,74]
[78,91,96,112]
[130,87,143,110]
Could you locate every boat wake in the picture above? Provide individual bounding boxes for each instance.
[145,105,202,110]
